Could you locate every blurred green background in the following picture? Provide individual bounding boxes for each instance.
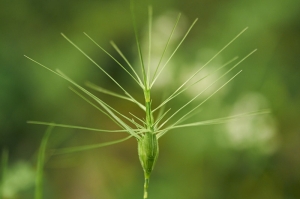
[1,0,300,198]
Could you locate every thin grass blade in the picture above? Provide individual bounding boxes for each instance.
[130,0,147,86]
[27,121,139,133]
[151,13,181,85]
[157,28,248,101]
[167,109,270,130]
[25,58,119,127]
[68,86,122,127]
[173,108,203,125]
[154,108,171,128]
[158,70,243,137]
[86,81,132,101]
[1,149,8,199]
[84,33,143,88]
[24,56,140,139]
[60,33,141,105]
[35,125,53,199]
[86,81,146,111]
[151,18,198,87]
[129,112,147,126]
[53,135,133,155]
[69,86,144,130]
[146,5,153,88]
[56,70,142,138]
[110,41,144,87]
[153,56,239,112]
[156,49,256,129]
[71,83,145,129]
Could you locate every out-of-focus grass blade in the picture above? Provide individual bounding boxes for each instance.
[1,149,8,199]
[35,125,53,199]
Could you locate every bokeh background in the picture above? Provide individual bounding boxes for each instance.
[1,0,300,198]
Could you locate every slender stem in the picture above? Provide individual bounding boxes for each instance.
[144,89,153,129]
[142,55,154,199]
[143,175,150,199]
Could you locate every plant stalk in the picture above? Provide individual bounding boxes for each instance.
[138,88,159,198]
[143,175,150,199]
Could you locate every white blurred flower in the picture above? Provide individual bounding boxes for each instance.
[225,92,278,154]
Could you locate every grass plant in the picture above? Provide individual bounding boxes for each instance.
[25,1,268,198]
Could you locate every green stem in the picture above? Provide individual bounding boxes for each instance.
[143,175,150,199]
[144,89,153,129]
[142,88,154,199]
